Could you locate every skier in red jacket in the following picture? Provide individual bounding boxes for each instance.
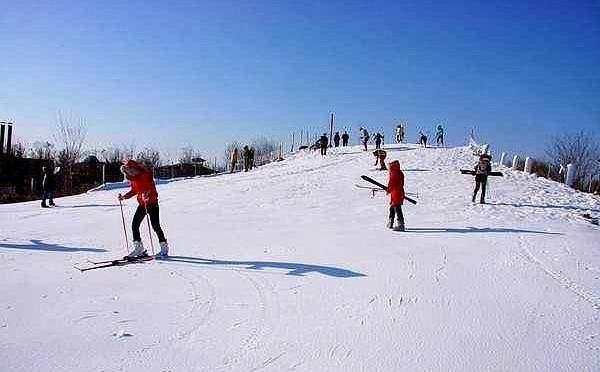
[118,160,169,258]
[386,160,406,231]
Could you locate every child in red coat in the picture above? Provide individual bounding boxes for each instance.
[387,160,406,231]
[118,160,169,258]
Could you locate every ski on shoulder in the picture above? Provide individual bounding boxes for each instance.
[360,175,418,205]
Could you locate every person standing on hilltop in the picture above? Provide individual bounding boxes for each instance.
[333,131,341,147]
[472,154,492,204]
[395,124,405,143]
[419,131,428,147]
[118,160,169,258]
[374,132,384,149]
[229,147,238,173]
[359,127,370,151]
[249,147,255,170]
[243,145,252,172]
[319,133,329,155]
[341,131,350,147]
[386,160,406,231]
[436,125,444,146]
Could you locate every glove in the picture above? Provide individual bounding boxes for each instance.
[118,193,124,201]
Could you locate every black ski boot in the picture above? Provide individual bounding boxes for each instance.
[393,220,405,232]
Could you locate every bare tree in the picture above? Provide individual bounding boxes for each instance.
[30,141,56,160]
[178,146,195,164]
[100,146,127,164]
[546,131,600,188]
[251,137,277,166]
[223,141,241,170]
[54,113,87,167]
[136,147,162,171]
[11,138,27,158]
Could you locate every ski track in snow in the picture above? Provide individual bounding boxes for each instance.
[1,144,600,371]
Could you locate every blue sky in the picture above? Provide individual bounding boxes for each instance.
[1,0,598,161]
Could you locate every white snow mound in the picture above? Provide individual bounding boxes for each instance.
[1,144,599,372]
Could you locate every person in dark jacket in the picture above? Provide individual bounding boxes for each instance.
[359,127,370,151]
[374,132,384,149]
[319,133,329,155]
[243,145,252,172]
[249,147,255,169]
[473,154,492,204]
[341,131,350,146]
[41,166,57,208]
[419,131,428,147]
[333,132,341,147]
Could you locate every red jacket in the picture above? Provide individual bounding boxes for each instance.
[387,160,405,206]
[122,160,159,205]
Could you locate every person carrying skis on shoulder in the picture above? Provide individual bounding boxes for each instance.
[333,131,341,147]
[472,154,492,204]
[436,125,444,146]
[359,127,370,151]
[341,131,350,147]
[387,160,406,231]
[118,160,169,258]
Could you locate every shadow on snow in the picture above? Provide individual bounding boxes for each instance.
[162,256,367,278]
[0,239,107,252]
[405,227,561,235]
[56,204,120,209]
[489,202,600,214]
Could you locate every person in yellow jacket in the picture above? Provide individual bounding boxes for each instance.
[229,147,238,173]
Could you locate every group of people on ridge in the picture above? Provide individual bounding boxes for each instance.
[418,125,444,147]
[332,131,350,147]
[229,145,255,173]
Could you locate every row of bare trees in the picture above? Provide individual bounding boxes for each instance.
[15,113,208,173]
[545,131,600,190]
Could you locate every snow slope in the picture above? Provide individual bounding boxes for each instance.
[1,144,599,372]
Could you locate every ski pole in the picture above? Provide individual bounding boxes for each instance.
[119,198,129,254]
[143,198,155,256]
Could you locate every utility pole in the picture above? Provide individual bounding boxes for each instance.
[329,113,334,147]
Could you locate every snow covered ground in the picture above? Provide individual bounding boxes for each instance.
[1,144,599,372]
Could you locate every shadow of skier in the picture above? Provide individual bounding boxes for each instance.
[404,227,561,235]
[161,256,367,278]
[489,202,600,214]
[0,239,107,252]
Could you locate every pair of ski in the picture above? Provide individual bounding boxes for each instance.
[359,175,418,205]
[74,254,155,272]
